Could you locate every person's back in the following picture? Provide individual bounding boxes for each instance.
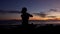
[21,13,33,25]
[21,7,33,25]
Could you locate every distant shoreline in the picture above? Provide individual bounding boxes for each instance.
[0,20,60,21]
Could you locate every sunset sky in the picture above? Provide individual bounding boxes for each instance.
[0,0,60,20]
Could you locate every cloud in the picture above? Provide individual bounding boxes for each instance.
[32,8,60,18]
[0,13,21,20]
[33,12,46,18]
[45,9,60,18]
[49,9,57,12]
[0,10,21,13]
[39,12,46,17]
[47,16,56,18]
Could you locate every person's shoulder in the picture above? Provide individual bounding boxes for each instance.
[27,13,33,17]
[26,13,30,15]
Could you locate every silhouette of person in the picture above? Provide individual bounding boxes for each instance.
[21,7,33,25]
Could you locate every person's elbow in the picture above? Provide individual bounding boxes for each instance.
[30,15,33,17]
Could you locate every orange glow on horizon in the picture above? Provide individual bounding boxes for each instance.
[0,17,60,20]
[0,15,60,20]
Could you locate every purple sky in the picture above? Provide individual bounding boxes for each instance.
[0,0,60,13]
[0,0,60,20]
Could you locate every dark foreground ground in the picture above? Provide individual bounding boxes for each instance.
[0,20,60,32]
[0,24,60,32]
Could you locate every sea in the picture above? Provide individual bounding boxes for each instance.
[0,20,60,28]
[0,20,60,25]
[0,20,60,26]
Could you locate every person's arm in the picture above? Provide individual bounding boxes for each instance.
[28,13,33,17]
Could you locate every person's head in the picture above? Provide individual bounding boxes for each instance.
[21,7,27,13]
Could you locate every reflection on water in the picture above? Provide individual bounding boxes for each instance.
[0,20,60,25]
[29,20,60,24]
